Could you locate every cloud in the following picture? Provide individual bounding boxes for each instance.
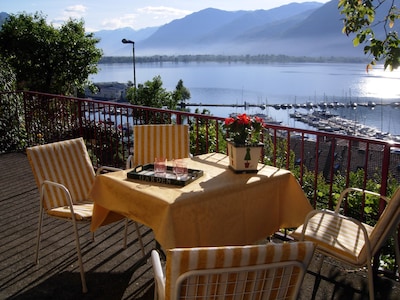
[101,13,139,30]
[137,6,191,18]
[64,4,87,19]
[100,6,192,30]
[51,4,87,27]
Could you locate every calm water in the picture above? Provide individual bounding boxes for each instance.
[90,62,400,136]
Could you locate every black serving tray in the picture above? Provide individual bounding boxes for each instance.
[127,164,203,187]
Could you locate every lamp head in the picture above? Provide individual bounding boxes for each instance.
[122,38,134,44]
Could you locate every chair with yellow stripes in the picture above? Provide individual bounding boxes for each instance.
[27,137,145,293]
[127,124,190,169]
[151,241,315,300]
[292,187,400,300]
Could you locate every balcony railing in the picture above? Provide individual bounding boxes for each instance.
[3,91,400,219]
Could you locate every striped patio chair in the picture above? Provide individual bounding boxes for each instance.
[292,187,400,300]
[127,124,190,168]
[27,137,144,293]
[151,242,315,300]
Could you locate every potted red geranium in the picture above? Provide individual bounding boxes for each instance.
[224,113,265,172]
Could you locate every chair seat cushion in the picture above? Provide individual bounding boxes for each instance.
[292,210,374,265]
[47,202,93,221]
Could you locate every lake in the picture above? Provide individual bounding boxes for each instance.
[90,61,400,136]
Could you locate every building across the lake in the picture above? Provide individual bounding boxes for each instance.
[85,82,128,102]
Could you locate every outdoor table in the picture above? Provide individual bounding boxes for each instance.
[90,153,312,249]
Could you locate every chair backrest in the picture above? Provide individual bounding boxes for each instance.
[368,187,400,256]
[133,124,190,166]
[165,242,315,300]
[27,137,95,209]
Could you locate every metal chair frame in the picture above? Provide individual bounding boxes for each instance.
[293,187,400,300]
[28,138,145,293]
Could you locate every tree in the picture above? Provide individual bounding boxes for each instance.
[339,0,400,71]
[126,76,190,110]
[0,58,26,152]
[127,75,173,108]
[0,12,102,95]
[172,79,191,105]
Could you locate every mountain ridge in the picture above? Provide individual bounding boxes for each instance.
[98,1,363,57]
[0,1,373,58]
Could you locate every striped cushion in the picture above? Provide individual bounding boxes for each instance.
[165,242,315,300]
[47,203,93,221]
[133,125,189,166]
[27,138,95,210]
[292,210,374,264]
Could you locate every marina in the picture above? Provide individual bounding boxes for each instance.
[181,99,399,110]
[89,61,400,139]
[83,98,400,144]
[289,110,400,142]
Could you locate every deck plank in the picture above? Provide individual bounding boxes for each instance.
[0,152,399,299]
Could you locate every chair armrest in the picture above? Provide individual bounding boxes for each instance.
[41,180,75,209]
[126,155,134,170]
[96,166,122,175]
[334,187,390,213]
[125,154,193,170]
[151,250,166,300]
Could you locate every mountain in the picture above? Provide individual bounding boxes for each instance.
[0,12,9,27]
[124,1,363,57]
[138,2,327,55]
[140,8,248,48]
[272,0,354,56]
[94,27,159,56]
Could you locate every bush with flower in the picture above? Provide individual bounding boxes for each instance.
[224,113,265,145]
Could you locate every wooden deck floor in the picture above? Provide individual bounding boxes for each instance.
[1,152,399,299]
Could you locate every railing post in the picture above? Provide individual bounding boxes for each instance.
[286,129,290,170]
[176,113,182,125]
[380,144,391,207]
[373,143,392,276]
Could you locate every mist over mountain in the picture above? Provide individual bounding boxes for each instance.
[96,1,362,58]
[95,27,159,56]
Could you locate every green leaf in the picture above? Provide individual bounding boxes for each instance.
[353,37,360,47]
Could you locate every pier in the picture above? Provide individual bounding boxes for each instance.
[179,100,400,110]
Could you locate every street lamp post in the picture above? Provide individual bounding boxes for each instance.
[121,38,136,89]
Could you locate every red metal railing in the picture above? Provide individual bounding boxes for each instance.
[3,90,399,275]
[4,91,400,214]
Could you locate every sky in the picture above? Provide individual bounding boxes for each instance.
[1,0,331,32]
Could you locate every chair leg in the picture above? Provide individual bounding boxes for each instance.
[123,219,145,256]
[366,259,375,300]
[394,231,400,279]
[311,252,325,299]
[35,208,44,264]
[71,219,88,293]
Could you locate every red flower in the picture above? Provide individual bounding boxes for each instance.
[254,116,263,124]
[224,113,265,145]
[237,113,251,125]
[224,117,235,126]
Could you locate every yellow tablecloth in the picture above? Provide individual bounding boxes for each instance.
[90,153,312,249]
